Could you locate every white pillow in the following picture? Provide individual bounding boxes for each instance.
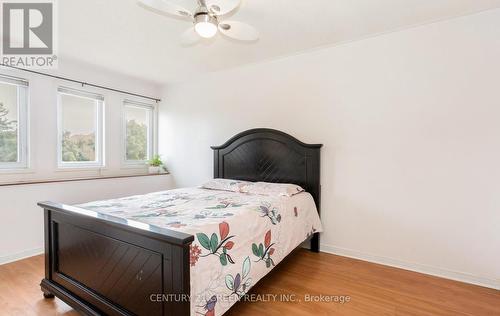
[201,179,305,197]
[245,182,304,197]
[201,178,251,193]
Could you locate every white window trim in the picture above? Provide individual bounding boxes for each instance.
[0,75,29,170]
[121,99,157,168]
[57,87,105,169]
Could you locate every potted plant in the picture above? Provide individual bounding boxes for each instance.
[148,155,163,174]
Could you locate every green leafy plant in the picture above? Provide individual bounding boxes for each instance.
[148,154,163,167]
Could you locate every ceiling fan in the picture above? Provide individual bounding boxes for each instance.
[138,0,259,44]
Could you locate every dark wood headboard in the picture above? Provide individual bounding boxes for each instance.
[211,128,323,213]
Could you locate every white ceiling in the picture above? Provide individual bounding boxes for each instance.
[59,0,500,84]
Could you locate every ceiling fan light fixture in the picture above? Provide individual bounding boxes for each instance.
[194,13,218,38]
[138,0,259,43]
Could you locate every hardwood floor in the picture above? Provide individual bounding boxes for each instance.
[0,250,498,316]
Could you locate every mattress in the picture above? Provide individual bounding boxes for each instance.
[78,187,323,316]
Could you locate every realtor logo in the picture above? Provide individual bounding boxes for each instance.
[1,0,57,68]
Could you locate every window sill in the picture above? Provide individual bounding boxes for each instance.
[121,163,148,169]
[55,165,151,172]
[0,172,170,187]
[0,168,35,175]
[56,165,105,172]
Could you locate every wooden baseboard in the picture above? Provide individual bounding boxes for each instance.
[321,243,499,290]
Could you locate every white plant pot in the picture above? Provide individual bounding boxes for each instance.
[148,166,161,174]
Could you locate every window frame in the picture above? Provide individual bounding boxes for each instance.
[121,99,156,167]
[56,87,105,169]
[0,75,29,170]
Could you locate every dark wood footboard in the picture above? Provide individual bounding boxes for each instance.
[38,201,194,316]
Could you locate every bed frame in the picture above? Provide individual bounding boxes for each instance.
[39,128,322,316]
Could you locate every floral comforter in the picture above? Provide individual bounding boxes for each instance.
[78,187,323,316]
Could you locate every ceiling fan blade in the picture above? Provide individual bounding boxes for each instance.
[205,0,240,15]
[138,0,193,18]
[218,21,258,41]
[180,27,201,45]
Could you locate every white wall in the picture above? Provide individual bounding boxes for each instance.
[0,175,174,264]
[159,9,500,289]
[0,60,173,264]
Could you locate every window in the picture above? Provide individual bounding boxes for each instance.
[123,100,155,164]
[0,75,28,169]
[57,87,104,168]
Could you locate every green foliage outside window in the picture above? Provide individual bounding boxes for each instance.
[0,102,17,162]
[62,130,96,162]
[126,119,148,161]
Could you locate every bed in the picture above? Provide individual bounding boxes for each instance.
[38,128,323,316]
